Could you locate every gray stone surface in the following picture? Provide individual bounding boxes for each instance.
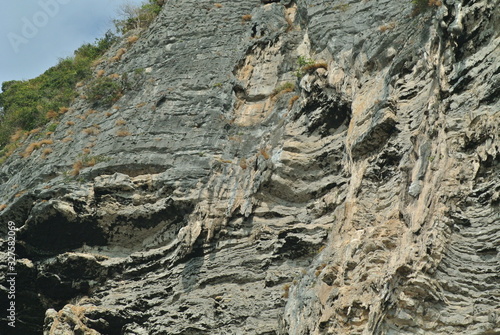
[0,0,498,334]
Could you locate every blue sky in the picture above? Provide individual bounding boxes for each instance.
[0,0,143,87]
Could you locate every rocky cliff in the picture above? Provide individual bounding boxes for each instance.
[1,0,499,334]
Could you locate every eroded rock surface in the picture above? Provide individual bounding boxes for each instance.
[0,0,498,334]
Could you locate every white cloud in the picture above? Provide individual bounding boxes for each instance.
[0,0,144,87]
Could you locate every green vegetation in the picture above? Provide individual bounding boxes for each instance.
[86,77,125,107]
[294,56,328,78]
[134,68,145,75]
[0,0,164,161]
[0,31,118,149]
[294,56,315,78]
[114,0,164,34]
[297,56,315,68]
[46,123,58,133]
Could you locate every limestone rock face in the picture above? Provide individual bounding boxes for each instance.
[0,0,498,334]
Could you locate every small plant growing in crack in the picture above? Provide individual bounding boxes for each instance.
[70,154,110,176]
[294,56,328,78]
[271,82,295,98]
[294,56,315,78]
[297,56,315,68]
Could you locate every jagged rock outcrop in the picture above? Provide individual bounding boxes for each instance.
[0,0,498,334]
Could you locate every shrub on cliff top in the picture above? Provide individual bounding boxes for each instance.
[114,0,164,34]
[0,31,117,150]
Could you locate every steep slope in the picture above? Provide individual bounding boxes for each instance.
[0,0,498,334]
